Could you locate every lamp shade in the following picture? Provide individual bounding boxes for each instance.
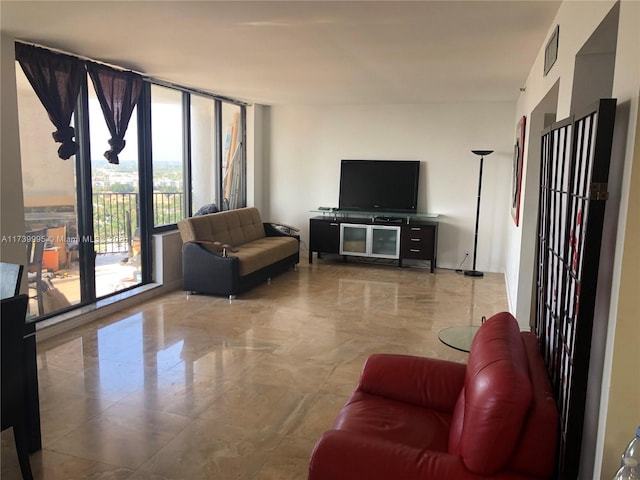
[471,150,494,156]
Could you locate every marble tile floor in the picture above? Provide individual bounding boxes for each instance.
[2,258,508,479]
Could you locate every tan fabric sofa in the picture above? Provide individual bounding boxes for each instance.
[177,207,299,298]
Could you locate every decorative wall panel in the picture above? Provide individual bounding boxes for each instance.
[536,99,616,480]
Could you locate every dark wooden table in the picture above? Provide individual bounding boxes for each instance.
[24,318,42,452]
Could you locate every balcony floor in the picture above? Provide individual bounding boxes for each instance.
[30,253,142,317]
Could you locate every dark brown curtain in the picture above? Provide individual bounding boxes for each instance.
[15,43,84,160]
[86,62,142,164]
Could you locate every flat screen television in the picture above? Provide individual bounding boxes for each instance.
[338,160,420,214]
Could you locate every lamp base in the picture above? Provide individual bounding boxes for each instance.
[463,270,484,277]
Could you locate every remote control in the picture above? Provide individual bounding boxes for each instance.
[318,206,331,210]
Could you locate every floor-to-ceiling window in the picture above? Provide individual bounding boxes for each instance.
[88,81,143,296]
[15,43,246,320]
[190,94,218,213]
[16,65,82,317]
[150,85,185,228]
[221,102,244,210]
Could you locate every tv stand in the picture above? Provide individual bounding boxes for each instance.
[309,211,438,273]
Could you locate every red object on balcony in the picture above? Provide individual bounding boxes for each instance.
[308,312,558,480]
[42,247,60,271]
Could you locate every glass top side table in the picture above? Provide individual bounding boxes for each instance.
[438,325,481,353]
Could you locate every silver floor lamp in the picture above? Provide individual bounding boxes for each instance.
[464,150,494,277]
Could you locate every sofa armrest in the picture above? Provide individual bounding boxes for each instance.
[358,354,466,412]
[310,430,486,480]
[182,242,239,294]
[263,222,299,237]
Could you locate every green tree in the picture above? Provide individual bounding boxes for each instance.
[110,183,135,193]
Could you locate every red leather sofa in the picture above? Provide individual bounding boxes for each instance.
[309,312,558,480]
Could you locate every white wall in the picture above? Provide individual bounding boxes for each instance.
[507,2,620,326]
[246,104,268,212]
[599,102,640,479]
[597,0,640,477]
[0,33,27,272]
[266,102,515,273]
[152,230,183,289]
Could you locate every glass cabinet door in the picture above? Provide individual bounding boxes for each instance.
[340,224,368,255]
[339,224,400,259]
[371,226,400,258]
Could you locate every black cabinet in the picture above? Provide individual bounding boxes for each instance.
[309,216,438,272]
[309,217,341,263]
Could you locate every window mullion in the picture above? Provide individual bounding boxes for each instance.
[137,83,153,284]
[215,99,222,208]
[74,72,96,302]
[183,92,192,217]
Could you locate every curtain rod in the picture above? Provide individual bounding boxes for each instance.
[15,40,251,107]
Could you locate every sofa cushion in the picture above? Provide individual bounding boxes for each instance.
[177,207,265,246]
[231,236,299,276]
[334,391,452,453]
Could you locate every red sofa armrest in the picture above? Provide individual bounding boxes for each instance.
[357,354,466,412]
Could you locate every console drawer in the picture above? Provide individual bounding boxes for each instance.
[404,225,432,240]
[400,225,435,261]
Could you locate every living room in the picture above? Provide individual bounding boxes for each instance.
[1,1,638,479]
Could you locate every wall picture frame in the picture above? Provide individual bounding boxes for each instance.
[544,25,559,76]
[511,115,526,226]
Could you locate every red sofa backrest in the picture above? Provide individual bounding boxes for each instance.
[510,331,559,478]
[448,312,534,476]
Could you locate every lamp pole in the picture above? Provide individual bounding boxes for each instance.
[464,150,493,277]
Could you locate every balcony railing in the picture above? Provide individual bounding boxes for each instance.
[93,192,183,254]
[152,192,184,227]
[93,192,138,254]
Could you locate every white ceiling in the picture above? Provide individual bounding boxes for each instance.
[1,0,561,105]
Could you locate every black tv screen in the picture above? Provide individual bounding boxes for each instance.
[338,160,420,213]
